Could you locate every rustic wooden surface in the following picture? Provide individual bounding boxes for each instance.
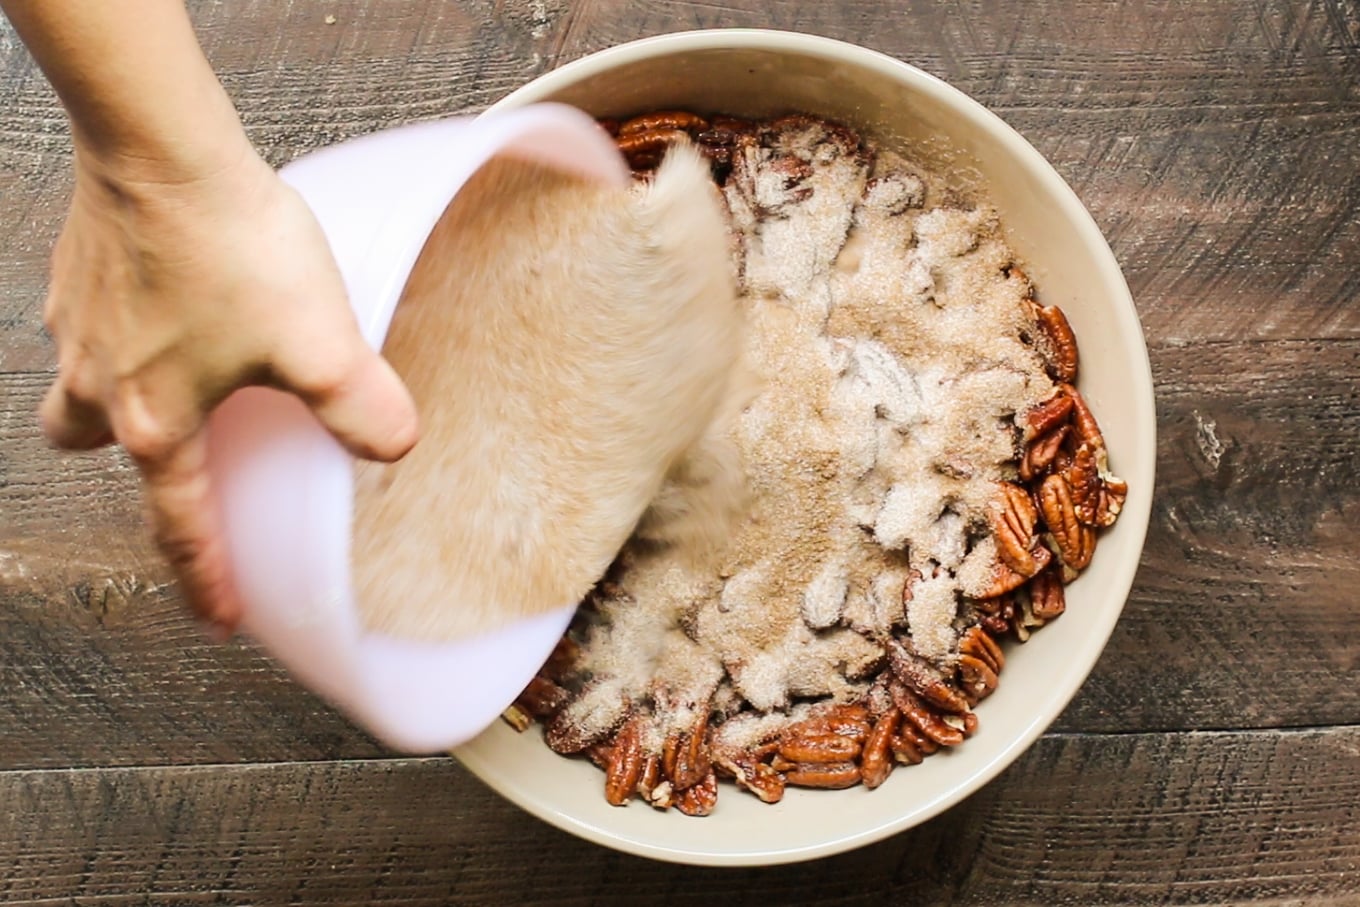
[1,0,1357,903]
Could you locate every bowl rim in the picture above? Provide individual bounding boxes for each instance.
[462,27,1157,866]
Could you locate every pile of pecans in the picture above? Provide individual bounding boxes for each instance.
[500,111,1127,815]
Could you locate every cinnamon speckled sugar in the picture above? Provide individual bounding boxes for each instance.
[553,117,1056,750]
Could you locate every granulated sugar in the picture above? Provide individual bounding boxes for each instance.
[556,119,1055,744]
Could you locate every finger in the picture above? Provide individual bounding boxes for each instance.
[282,337,420,463]
[134,428,243,636]
[39,378,114,450]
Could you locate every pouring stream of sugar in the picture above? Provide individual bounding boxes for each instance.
[205,104,741,752]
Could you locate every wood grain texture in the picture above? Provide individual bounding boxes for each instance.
[2,728,1359,906]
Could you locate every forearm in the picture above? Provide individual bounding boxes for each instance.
[0,0,251,178]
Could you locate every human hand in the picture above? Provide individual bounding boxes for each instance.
[40,142,420,637]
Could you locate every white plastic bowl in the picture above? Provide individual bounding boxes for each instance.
[205,103,630,753]
[454,30,1156,866]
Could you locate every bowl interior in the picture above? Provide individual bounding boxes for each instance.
[459,30,1155,866]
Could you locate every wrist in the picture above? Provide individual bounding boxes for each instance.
[70,80,258,190]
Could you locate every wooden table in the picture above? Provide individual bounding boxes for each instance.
[2,1,1357,903]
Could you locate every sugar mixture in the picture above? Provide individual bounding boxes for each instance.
[553,117,1056,749]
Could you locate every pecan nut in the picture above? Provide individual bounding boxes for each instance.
[615,128,691,167]
[1096,475,1128,528]
[777,732,862,764]
[513,674,571,721]
[584,742,613,770]
[618,110,710,136]
[959,625,1005,674]
[1034,303,1079,383]
[1024,388,1074,441]
[604,717,647,806]
[675,770,719,816]
[976,559,1044,601]
[890,732,925,765]
[890,683,965,747]
[500,704,531,733]
[662,711,712,792]
[1060,383,1107,459]
[860,708,901,789]
[1019,424,1070,481]
[786,704,872,743]
[637,753,663,802]
[541,637,581,683]
[992,482,1051,579]
[1029,566,1067,620]
[1066,443,1104,528]
[717,754,785,804]
[1038,473,1095,572]
[544,683,628,754]
[958,654,999,702]
[886,638,970,715]
[896,720,940,756]
[783,762,862,789]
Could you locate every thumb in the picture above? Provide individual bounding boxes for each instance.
[284,333,420,463]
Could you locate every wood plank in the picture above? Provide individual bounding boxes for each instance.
[2,0,1358,371]
[1055,336,1360,732]
[2,335,1357,766]
[1,727,1357,905]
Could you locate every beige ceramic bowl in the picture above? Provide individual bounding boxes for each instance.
[456,29,1156,866]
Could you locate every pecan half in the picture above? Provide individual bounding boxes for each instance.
[891,683,965,747]
[1024,389,1074,441]
[644,777,674,811]
[1019,425,1070,482]
[1096,475,1128,528]
[675,771,719,816]
[1034,303,1079,383]
[886,638,970,715]
[959,625,1005,675]
[978,545,1052,600]
[615,128,691,165]
[958,654,999,702]
[980,610,1014,638]
[890,732,925,765]
[618,110,709,136]
[975,593,1018,637]
[662,711,712,792]
[784,762,862,789]
[1029,566,1067,620]
[992,482,1051,579]
[544,684,628,754]
[1066,443,1104,527]
[1061,383,1107,458]
[717,753,785,803]
[1038,473,1095,572]
[637,754,663,802]
[777,732,862,764]
[604,717,647,806]
[584,742,613,770]
[513,675,571,721]
[787,704,873,743]
[540,637,581,683]
[860,708,901,789]
[896,720,940,756]
[500,704,531,733]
